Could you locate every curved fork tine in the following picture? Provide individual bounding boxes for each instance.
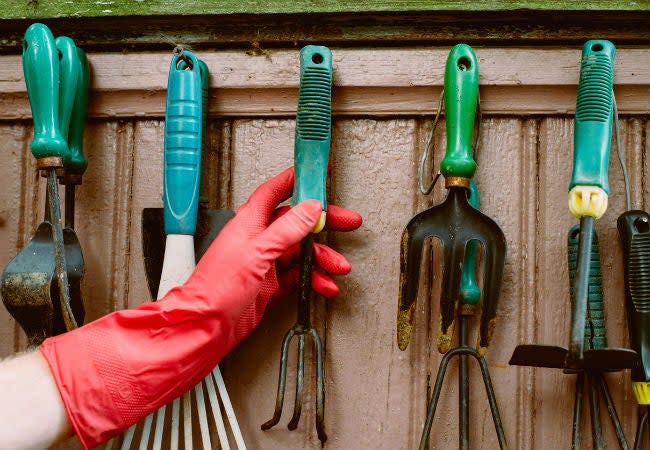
[262,328,297,430]
[477,232,506,355]
[437,239,463,353]
[476,354,508,449]
[288,334,306,430]
[310,328,328,443]
[397,215,433,351]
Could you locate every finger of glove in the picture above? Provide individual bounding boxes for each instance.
[272,204,361,232]
[278,242,351,275]
[254,199,322,261]
[277,267,340,299]
[238,167,295,222]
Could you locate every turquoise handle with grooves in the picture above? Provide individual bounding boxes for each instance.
[460,179,481,305]
[440,44,479,179]
[66,47,89,177]
[163,50,202,235]
[291,45,332,228]
[569,40,615,193]
[23,23,67,164]
[55,37,79,147]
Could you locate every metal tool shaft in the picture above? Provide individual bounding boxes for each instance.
[47,170,76,331]
[570,216,594,363]
[459,314,470,450]
[65,185,75,229]
[297,236,314,329]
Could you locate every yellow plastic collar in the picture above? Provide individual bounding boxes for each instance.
[313,211,327,233]
[633,382,650,405]
[568,186,608,219]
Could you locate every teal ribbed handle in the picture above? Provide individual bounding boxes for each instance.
[569,40,616,193]
[23,23,67,166]
[460,179,481,305]
[568,224,607,349]
[66,47,89,178]
[291,45,332,230]
[163,50,202,235]
[440,44,479,179]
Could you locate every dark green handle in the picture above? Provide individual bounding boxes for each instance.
[65,47,89,178]
[618,211,650,385]
[567,224,606,349]
[55,37,79,146]
[198,59,209,204]
[440,44,478,179]
[460,180,480,305]
[23,23,67,165]
[291,45,332,233]
[569,40,615,194]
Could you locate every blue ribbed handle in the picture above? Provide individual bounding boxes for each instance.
[163,50,202,235]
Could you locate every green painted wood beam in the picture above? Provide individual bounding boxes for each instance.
[2,0,649,20]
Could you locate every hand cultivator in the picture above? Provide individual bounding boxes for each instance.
[261,45,332,444]
[397,44,508,450]
[509,40,638,450]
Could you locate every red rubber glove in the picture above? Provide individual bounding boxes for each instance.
[40,167,362,449]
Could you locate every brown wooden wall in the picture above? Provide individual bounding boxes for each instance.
[0,48,649,449]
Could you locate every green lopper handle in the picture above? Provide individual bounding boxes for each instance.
[460,179,481,305]
[23,23,67,166]
[54,37,79,146]
[440,44,479,180]
[291,45,332,233]
[65,47,89,179]
[568,40,616,219]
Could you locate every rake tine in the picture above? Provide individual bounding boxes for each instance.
[477,233,506,354]
[152,405,167,450]
[437,240,464,353]
[634,407,649,450]
[262,328,297,430]
[138,413,154,450]
[170,397,180,450]
[213,365,247,449]
[419,349,457,450]
[288,334,306,430]
[573,372,585,450]
[194,382,212,449]
[476,353,507,449]
[597,373,629,449]
[311,328,327,443]
[588,374,604,450]
[205,369,230,450]
[182,391,193,450]
[120,423,137,450]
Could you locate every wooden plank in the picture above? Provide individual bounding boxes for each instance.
[223,119,322,449]
[4,0,650,20]
[0,48,649,119]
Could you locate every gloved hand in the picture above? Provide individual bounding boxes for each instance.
[40,167,362,449]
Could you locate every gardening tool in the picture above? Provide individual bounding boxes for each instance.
[509,40,637,450]
[57,36,88,329]
[261,44,332,443]
[1,24,82,346]
[396,44,507,450]
[119,49,245,450]
[616,88,650,449]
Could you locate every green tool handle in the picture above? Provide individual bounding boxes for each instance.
[460,180,481,305]
[198,59,209,204]
[291,45,332,233]
[618,211,650,386]
[567,224,606,350]
[23,23,67,166]
[54,37,79,146]
[569,40,616,195]
[65,47,89,179]
[440,44,479,180]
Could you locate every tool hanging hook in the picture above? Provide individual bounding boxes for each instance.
[419,90,482,195]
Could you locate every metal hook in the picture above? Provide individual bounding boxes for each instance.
[418,90,482,195]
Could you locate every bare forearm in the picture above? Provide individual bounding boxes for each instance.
[0,350,73,450]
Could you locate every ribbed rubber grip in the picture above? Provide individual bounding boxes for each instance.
[163,50,202,235]
[618,211,650,385]
[291,45,332,232]
[568,224,606,349]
